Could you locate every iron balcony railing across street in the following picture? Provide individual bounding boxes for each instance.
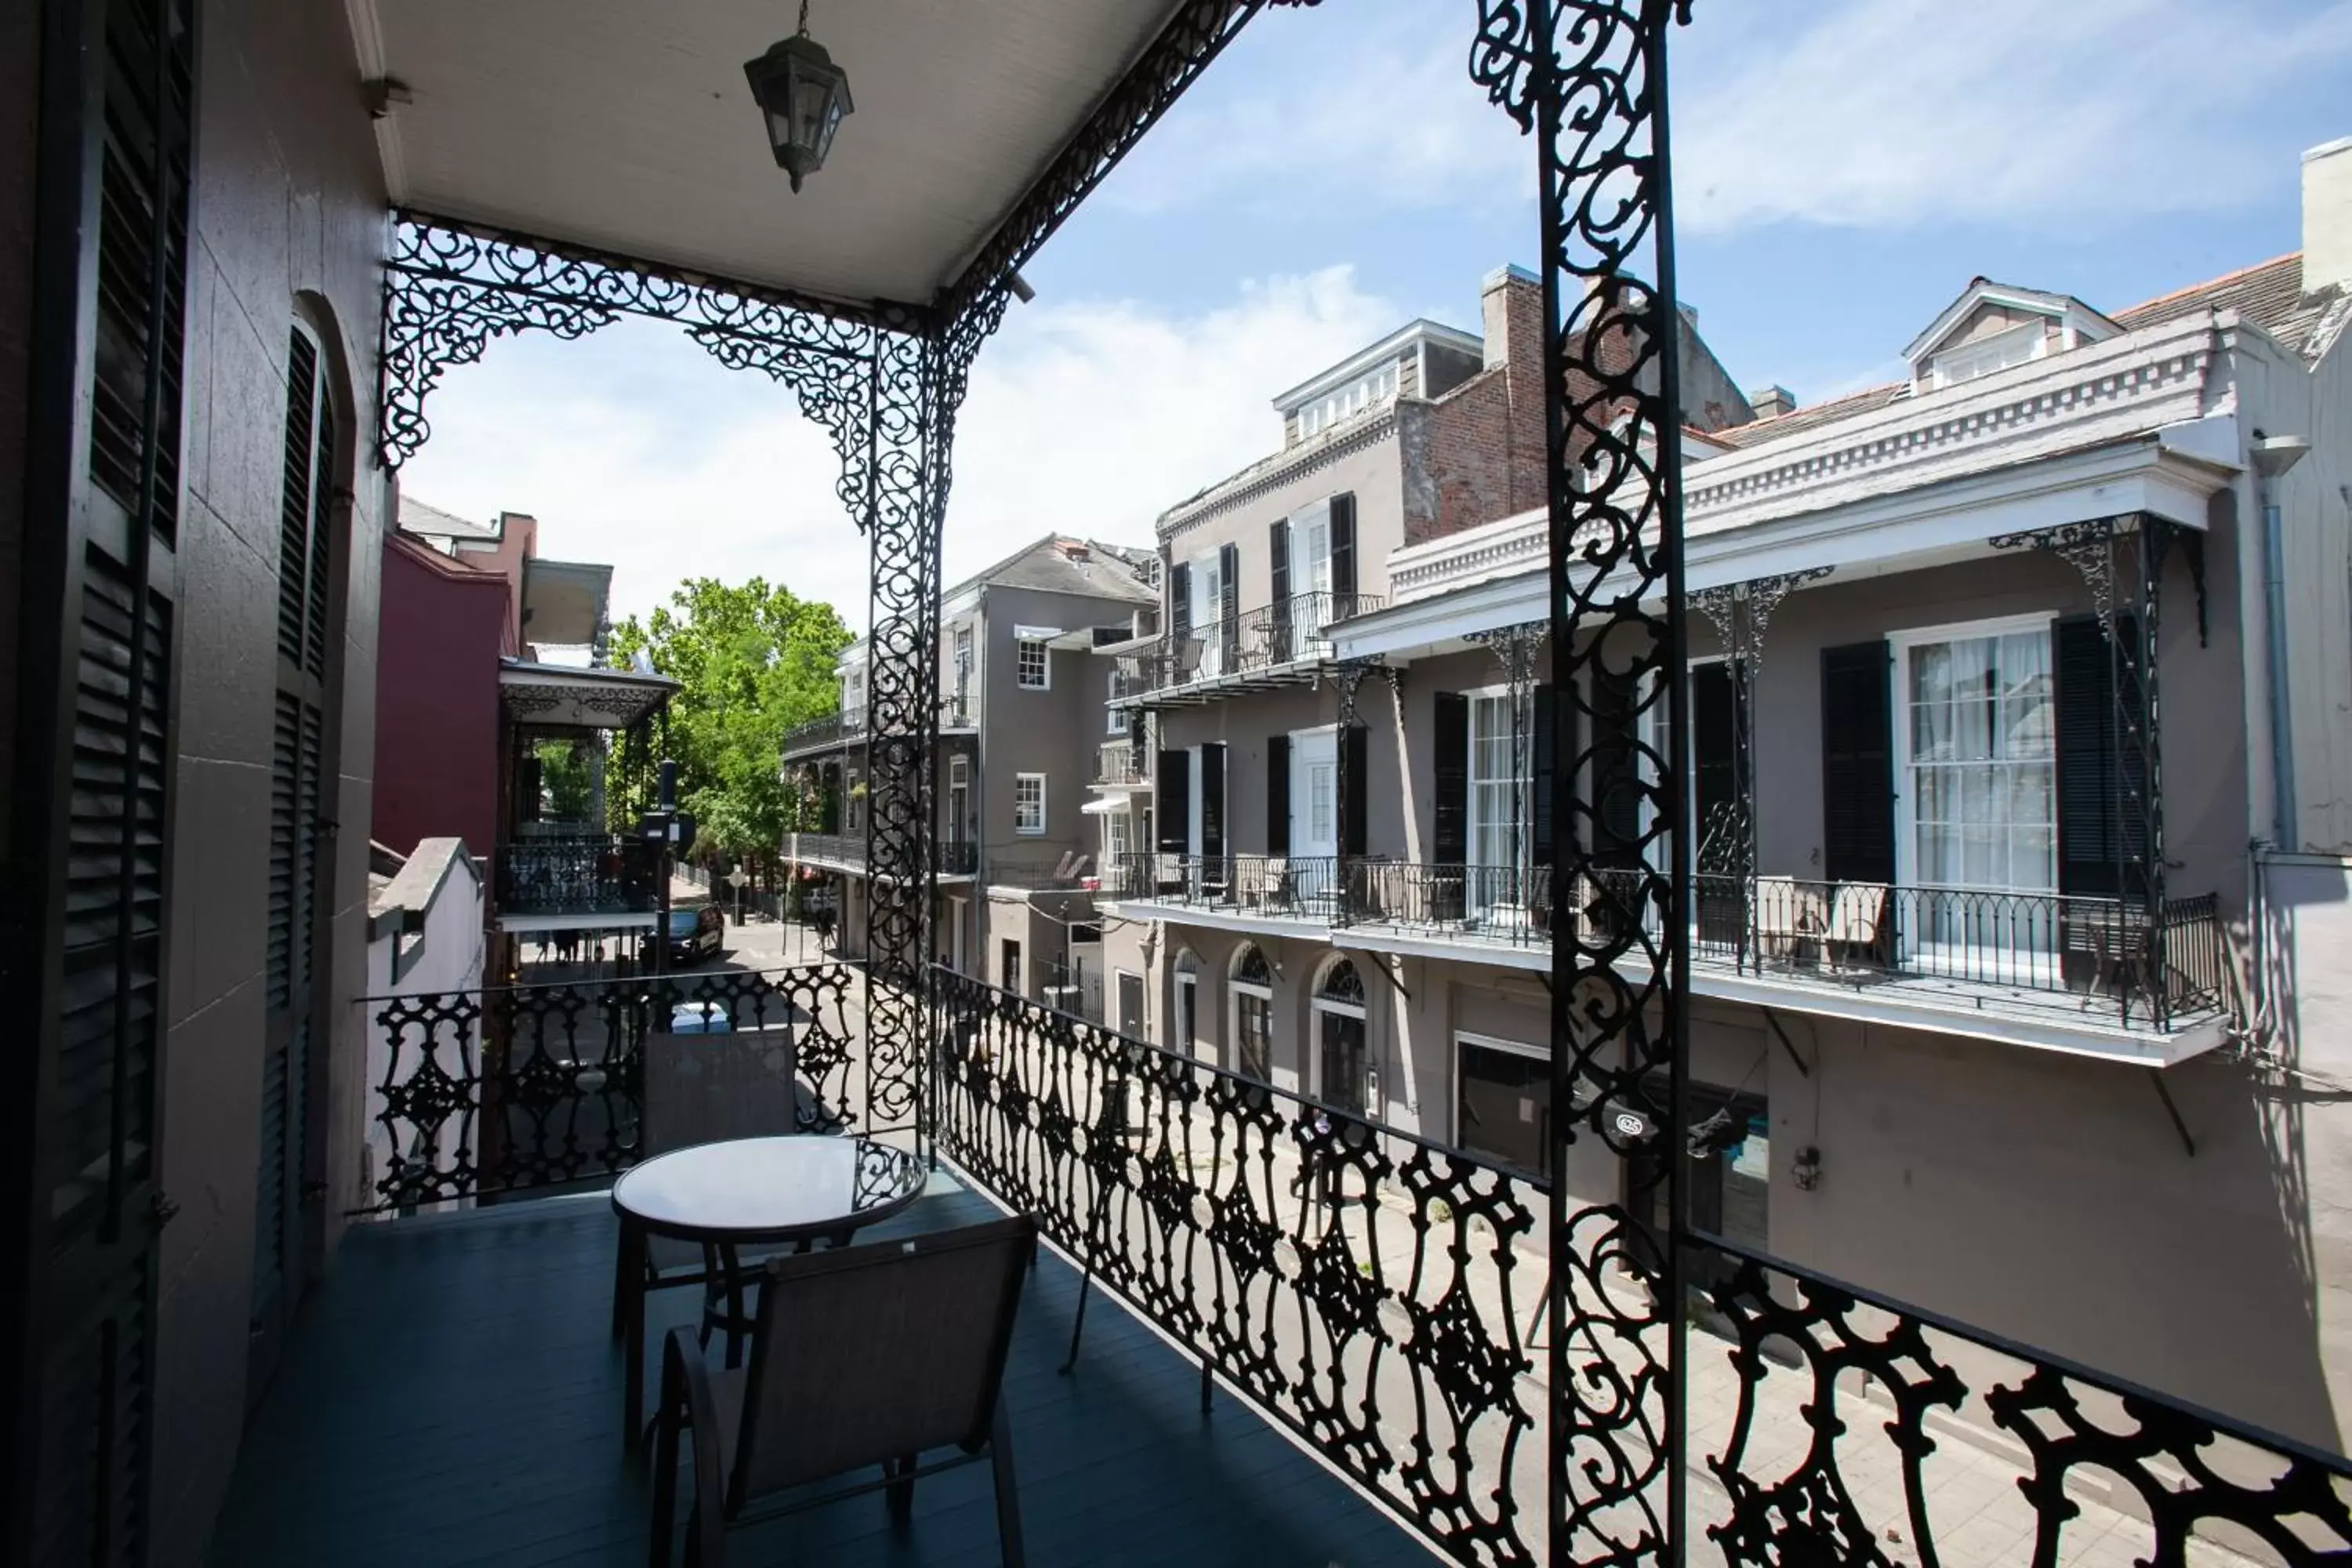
[781,694,978,759]
[349,960,2348,1566]
[1113,590,1385,702]
[1104,853,2228,1029]
[786,832,978,877]
[494,836,662,918]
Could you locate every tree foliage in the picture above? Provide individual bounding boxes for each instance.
[608,578,851,882]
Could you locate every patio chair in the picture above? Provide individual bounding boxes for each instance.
[615,1024,813,1368]
[1823,882,1890,971]
[651,1214,1039,1568]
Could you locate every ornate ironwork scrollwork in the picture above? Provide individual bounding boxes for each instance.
[1484,0,1697,1555]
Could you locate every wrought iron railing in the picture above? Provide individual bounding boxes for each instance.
[1106,853,2230,1029]
[785,832,976,877]
[1102,851,1346,916]
[359,964,863,1212]
[786,830,862,869]
[494,837,660,917]
[935,971,2346,1566]
[934,970,1544,1564]
[781,706,868,756]
[1114,590,1385,695]
[1094,741,1148,785]
[1690,1235,2352,1565]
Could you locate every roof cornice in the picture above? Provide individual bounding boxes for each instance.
[1160,410,1398,541]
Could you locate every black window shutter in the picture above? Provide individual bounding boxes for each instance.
[1343,724,1369,856]
[1168,559,1190,638]
[1268,735,1291,854]
[1200,743,1227,861]
[2056,615,2148,897]
[1820,641,1894,885]
[1156,750,1190,851]
[1592,669,1646,869]
[1269,518,1291,660]
[1433,692,1469,865]
[1218,543,1240,668]
[1532,683,1557,866]
[1330,494,1358,607]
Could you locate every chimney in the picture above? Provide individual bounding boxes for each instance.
[2305,136,2352,295]
[1480,263,1544,371]
[1747,384,1797,419]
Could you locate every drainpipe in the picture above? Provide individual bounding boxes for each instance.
[2252,434,2311,850]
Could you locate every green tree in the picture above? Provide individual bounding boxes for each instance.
[608,578,851,888]
[538,740,595,822]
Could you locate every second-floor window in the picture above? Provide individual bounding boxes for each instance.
[1017,637,1049,689]
[1103,808,1129,866]
[1014,773,1047,834]
[1892,617,2056,895]
[1107,666,1128,731]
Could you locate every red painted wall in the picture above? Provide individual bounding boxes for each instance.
[372,533,511,858]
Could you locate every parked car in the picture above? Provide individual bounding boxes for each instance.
[668,1000,731,1034]
[658,904,724,967]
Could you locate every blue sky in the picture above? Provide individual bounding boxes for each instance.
[403,0,2352,631]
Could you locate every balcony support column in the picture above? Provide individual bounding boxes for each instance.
[1474,0,1699,1555]
[1334,659,1381,907]
[1991,513,2170,1026]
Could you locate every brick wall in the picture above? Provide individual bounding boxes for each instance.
[1405,266,1646,547]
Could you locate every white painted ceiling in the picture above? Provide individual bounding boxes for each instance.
[358,0,1192,307]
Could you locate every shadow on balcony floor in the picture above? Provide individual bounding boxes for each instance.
[209,1175,1425,1567]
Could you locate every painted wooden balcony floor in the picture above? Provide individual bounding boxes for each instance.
[209,1176,1428,1567]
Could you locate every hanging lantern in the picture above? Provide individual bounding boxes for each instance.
[744,0,853,193]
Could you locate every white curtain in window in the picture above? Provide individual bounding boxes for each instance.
[1907,630,2055,891]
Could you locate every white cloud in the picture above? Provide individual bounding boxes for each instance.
[1102,5,1530,218]
[394,269,1399,632]
[1672,0,2352,234]
[1098,0,2352,237]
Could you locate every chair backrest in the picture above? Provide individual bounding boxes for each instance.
[1752,875,1800,935]
[728,1214,1039,1512]
[641,1026,803,1156]
[1828,882,1889,944]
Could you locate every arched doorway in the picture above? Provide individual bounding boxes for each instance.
[1229,942,1274,1082]
[1312,956,1370,1115]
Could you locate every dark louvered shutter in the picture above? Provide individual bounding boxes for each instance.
[253,324,338,1386]
[1168,559,1190,640]
[1343,724,1369,857]
[1820,641,1894,884]
[1200,744,1227,862]
[1330,494,1358,608]
[26,2,197,1559]
[1433,693,1469,863]
[1433,694,1468,920]
[1693,662,1742,869]
[1268,518,1291,661]
[1532,684,1558,866]
[1218,543,1240,670]
[1267,735,1291,855]
[2056,615,2148,898]
[1156,750,1189,851]
[1592,669,1646,869]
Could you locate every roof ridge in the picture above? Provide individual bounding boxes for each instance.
[2112,252,2300,320]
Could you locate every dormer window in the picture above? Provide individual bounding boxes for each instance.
[1296,365,1399,438]
[1927,321,2049,390]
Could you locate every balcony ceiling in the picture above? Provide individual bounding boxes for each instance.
[358,0,1196,307]
[500,659,677,731]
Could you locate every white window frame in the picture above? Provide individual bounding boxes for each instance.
[1929,320,2049,390]
[1173,956,1199,1054]
[1886,612,2060,895]
[1192,551,1224,677]
[1015,636,1050,691]
[1102,808,1130,867]
[1106,666,1127,733]
[1461,681,1523,898]
[1229,948,1276,1080]
[1014,772,1047,836]
[1308,956,1370,1107]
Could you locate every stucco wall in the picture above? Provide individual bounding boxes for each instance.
[154,0,390,1555]
[1160,426,1406,608]
[372,540,508,858]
